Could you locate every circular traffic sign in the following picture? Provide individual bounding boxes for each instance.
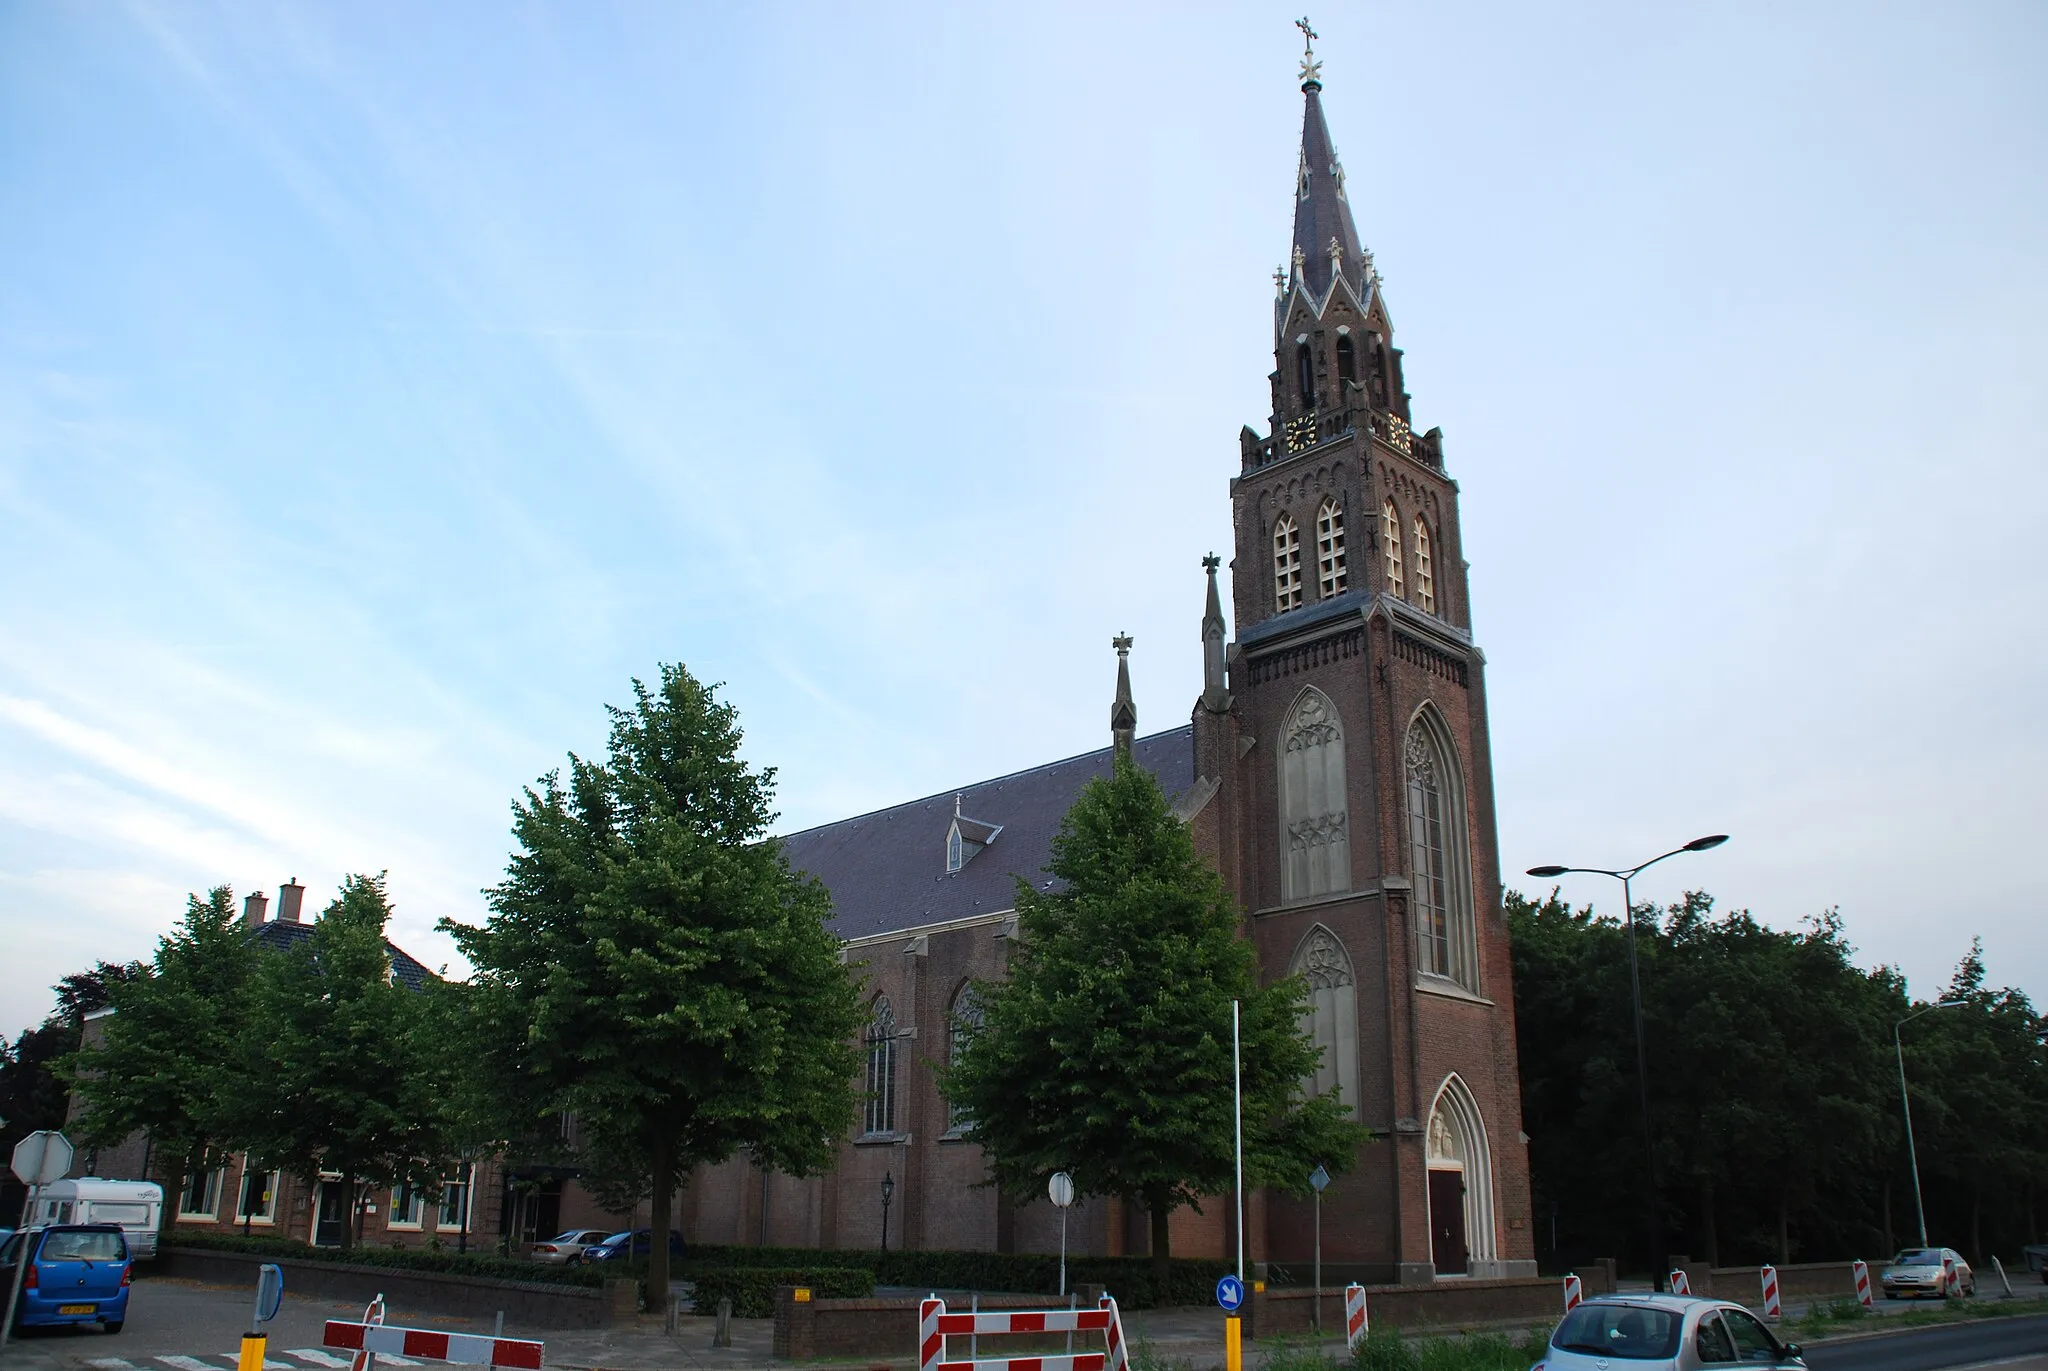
[1048,1172,1075,1209]
[1215,1274,1245,1312]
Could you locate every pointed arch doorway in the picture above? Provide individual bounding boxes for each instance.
[1426,1075,1497,1277]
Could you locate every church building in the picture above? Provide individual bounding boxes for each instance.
[678,36,1537,1283]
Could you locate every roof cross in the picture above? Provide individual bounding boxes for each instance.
[1296,15,1323,86]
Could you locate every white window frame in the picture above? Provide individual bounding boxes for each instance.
[179,1166,226,1221]
[1317,499,1347,599]
[1381,499,1404,597]
[388,1181,426,1229]
[1273,514,1303,612]
[437,1176,470,1230]
[237,1164,280,1225]
[1413,514,1435,614]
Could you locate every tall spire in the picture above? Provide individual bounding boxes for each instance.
[1200,555,1229,713]
[1287,19,1366,303]
[1110,634,1137,759]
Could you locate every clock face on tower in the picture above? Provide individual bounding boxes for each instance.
[1285,413,1318,453]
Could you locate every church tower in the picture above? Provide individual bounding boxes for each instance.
[1189,25,1536,1282]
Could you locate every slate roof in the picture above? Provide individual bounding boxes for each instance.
[248,918,435,991]
[1289,84,1367,303]
[780,727,1196,943]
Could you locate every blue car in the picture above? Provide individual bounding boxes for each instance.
[580,1228,685,1265]
[1,1224,132,1333]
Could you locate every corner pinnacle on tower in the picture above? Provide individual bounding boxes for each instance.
[1200,555,1230,713]
[1111,634,1137,759]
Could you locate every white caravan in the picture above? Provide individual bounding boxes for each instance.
[29,1179,164,1259]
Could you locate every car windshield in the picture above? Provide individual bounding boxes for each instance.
[603,1232,631,1244]
[1892,1249,1941,1265]
[1551,1305,1682,1360]
[40,1230,126,1262]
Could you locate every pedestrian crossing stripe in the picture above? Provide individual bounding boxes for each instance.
[284,1352,355,1368]
[84,1354,422,1370]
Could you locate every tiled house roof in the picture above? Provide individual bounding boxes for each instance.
[248,918,435,991]
[779,727,1195,943]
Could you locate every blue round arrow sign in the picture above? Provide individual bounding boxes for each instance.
[1215,1274,1245,1312]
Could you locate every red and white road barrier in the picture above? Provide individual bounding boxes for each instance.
[1941,1252,1957,1295]
[1562,1273,1583,1312]
[324,1321,543,1369]
[1854,1260,1873,1309]
[1760,1265,1781,1319]
[1343,1284,1368,1351]
[349,1296,387,1371]
[918,1294,1126,1371]
[1668,1270,1690,1296]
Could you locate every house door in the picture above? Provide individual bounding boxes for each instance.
[315,1184,348,1247]
[1428,1169,1468,1274]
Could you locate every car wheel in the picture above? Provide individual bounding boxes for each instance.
[104,1321,124,1335]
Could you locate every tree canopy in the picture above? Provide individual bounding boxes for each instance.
[944,754,1367,1290]
[446,663,863,1301]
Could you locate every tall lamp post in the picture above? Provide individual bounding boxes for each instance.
[1895,1000,1965,1248]
[1528,833,1728,1292]
[879,1171,895,1255]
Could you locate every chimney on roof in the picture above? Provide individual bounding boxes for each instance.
[242,890,270,927]
[277,879,306,923]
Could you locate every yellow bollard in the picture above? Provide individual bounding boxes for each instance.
[238,1333,268,1371]
[1225,1315,1241,1371]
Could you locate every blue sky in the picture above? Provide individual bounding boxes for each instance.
[3,2,2043,1037]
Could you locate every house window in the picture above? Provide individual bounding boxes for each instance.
[1317,499,1347,598]
[947,985,983,1134]
[1413,515,1435,613]
[1280,688,1351,901]
[1296,343,1316,408]
[237,1166,279,1224]
[1381,499,1404,597]
[180,1166,225,1219]
[439,1177,469,1229]
[389,1182,425,1228]
[1336,335,1356,388]
[1274,515,1303,612]
[863,997,898,1136]
[1407,712,1477,990]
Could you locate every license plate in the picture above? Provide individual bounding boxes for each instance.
[58,1303,97,1315]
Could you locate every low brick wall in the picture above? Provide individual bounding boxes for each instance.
[1248,1267,1616,1337]
[1704,1261,1858,1305]
[157,1246,626,1329]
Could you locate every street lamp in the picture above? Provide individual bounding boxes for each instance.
[1895,999,1965,1248]
[1527,833,1728,1291]
[880,1171,896,1255]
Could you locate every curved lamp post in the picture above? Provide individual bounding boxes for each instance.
[1895,1000,1965,1248]
[1528,833,1728,1291]
[880,1171,896,1255]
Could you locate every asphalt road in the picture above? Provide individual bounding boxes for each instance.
[1804,1314,2048,1371]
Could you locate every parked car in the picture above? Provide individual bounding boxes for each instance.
[580,1229,686,1265]
[0,1224,133,1334]
[1533,1294,1803,1370]
[1881,1247,1975,1298]
[528,1228,614,1265]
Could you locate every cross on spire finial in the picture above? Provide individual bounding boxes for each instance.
[1113,633,1133,655]
[1203,553,1222,572]
[1296,16,1323,88]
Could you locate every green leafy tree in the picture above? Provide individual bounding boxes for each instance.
[68,890,255,1233]
[235,874,452,1250]
[2,960,145,1166]
[944,755,1366,1291]
[446,664,864,1302]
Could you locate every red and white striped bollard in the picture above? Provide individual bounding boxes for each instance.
[1562,1273,1583,1312]
[1668,1269,1690,1296]
[1760,1265,1781,1320]
[1853,1260,1872,1309]
[1343,1284,1368,1352]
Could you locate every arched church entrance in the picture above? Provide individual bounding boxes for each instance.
[1426,1075,1497,1277]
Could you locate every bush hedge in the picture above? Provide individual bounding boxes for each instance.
[684,1244,1231,1309]
[687,1266,875,1318]
[165,1230,604,1287]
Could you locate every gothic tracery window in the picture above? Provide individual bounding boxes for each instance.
[1290,926,1360,1118]
[1407,713,1477,989]
[1382,498,1405,597]
[1274,514,1303,612]
[1296,343,1317,409]
[946,985,983,1133]
[1336,335,1356,388]
[1281,689,1350,900]
[1317,499,1347,599]
[863,996,898,1136]
[1413,514,1435,614]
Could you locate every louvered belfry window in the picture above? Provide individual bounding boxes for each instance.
[1381,499,1404,597]
[1413,515,1435,614]
[1317,498,1347,598]
[1274,514,1303,612]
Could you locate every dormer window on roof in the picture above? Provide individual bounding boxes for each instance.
[946,794,1003,873]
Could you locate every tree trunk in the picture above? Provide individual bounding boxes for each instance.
[1149,1199,1172,1298]
[158,1154,191,1238]
[1698,1178,1718,1268]
[1776,1185,1790,1267]
[1882,1177,1894,1258]
[1970,1187,1981,1266]
[340,1177,358,1252]
[647,1135,675,1311]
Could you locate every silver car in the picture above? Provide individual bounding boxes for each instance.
[527,1227,614,1265]
[1534,1294,1806,1369]
[1880,1246,1974,1298]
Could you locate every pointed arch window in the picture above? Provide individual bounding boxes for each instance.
[1336,335,1356,388]
[1280,689,1350,900]
[1273,514,1303,612]
[1406,713,1477,990]
[1381,499,1405,597]
[945,985,983,1134]
[1413,515,1435,614]
[1290,926,1360,1119]
[1296,343,1317,409]
[1316,499,1347,599]
[863,997,898,1136]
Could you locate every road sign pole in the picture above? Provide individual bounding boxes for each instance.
[1232,999,1243,1285]
[0,1182,40,1352]
[1313,1186,1321,1334]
